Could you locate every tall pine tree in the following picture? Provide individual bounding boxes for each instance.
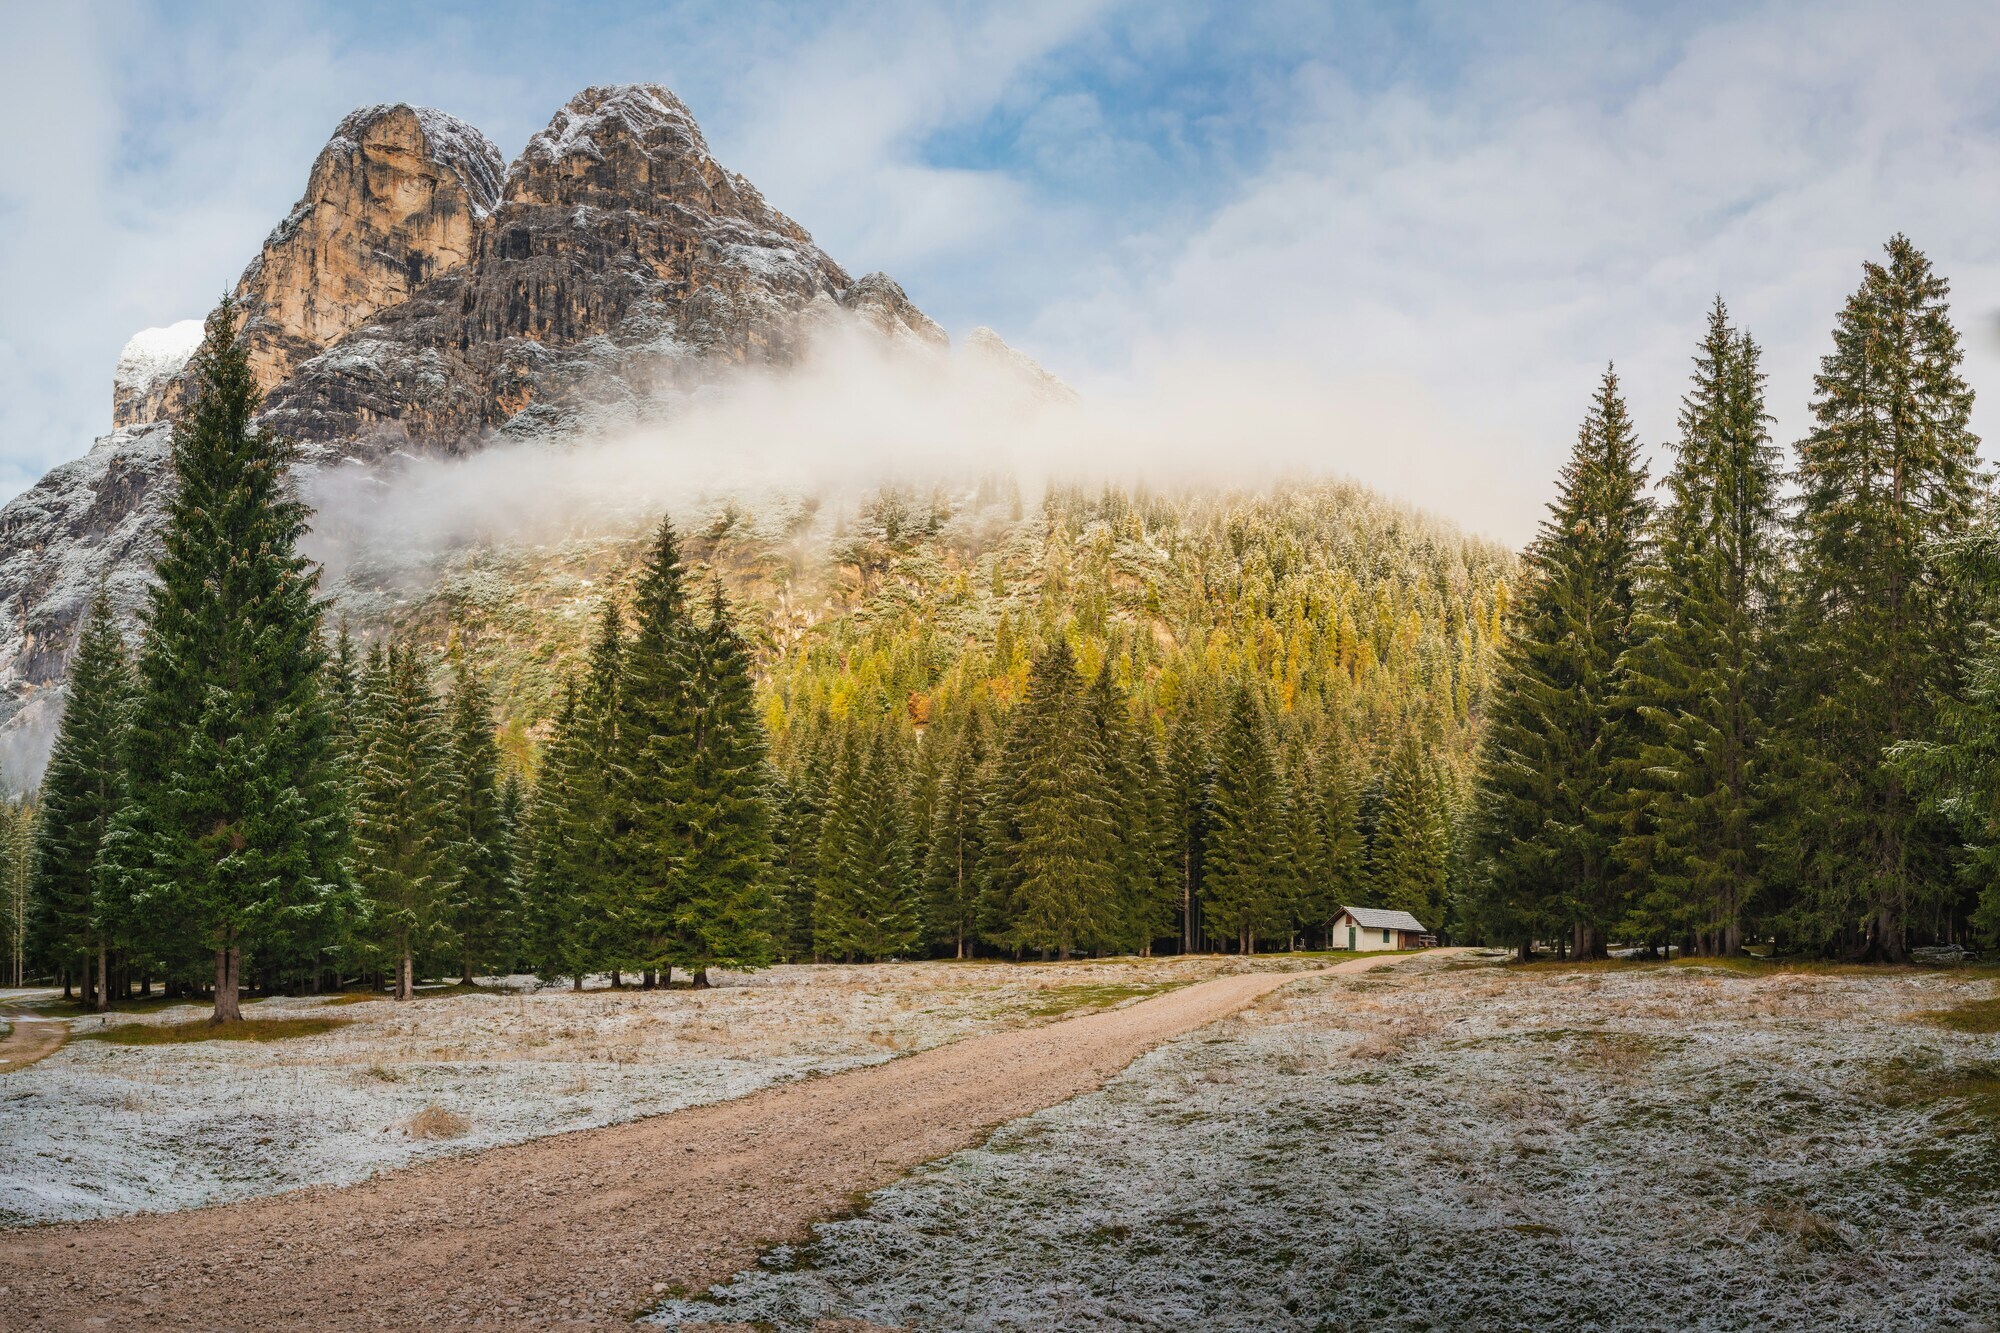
[1619,300,1781,955]
[522,679,594,988]
[1780,235,1984,960]
[1201,686,1289,953]
[1470,367,1651,959]
[815,723,920,960]
[446,650,515,982]
[30,590,135,1010]
[352,643,464,999]
[923,704,991,958]
[673,581,775,984]
[985,640,1117,959]
[606,519,701,981]
[98,302,350,1022]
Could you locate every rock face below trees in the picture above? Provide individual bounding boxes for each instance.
[0,83,998,780]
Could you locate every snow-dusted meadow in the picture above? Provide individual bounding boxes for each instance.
[0,956,1304,1225]
[654,959,2000,1332]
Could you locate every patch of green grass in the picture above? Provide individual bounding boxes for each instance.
[1918,991,2000,1034]
[1875,1057,2000,1121]
[76,1015,352,1045]
[1014,980,1191,1018]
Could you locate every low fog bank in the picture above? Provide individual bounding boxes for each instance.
[0,328,1511,793]
[301,324,1513,590]
[1,689,61,797]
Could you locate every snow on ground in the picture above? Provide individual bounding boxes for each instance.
[0,956,1311,1226]
[654,958,2000,1332]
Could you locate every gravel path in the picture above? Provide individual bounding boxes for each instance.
[0,1002,66,1073]
[0,951,1455,1330]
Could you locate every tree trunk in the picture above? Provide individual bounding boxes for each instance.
[662,965,672,989]
[571,973,583,992]
[692,968,711,990]
[1183,850,1194,954]
[396,950,415,1002]
[211,946,242,1024]
[611,969,622,989]
[96,941,109,1013]
[1862,905,1908,964]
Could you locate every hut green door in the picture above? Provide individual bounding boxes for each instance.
[1347,924,1356,950]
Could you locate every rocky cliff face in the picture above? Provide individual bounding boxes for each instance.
[231,104,506,398]
[0,83,1041,783]
[259,86,941,456]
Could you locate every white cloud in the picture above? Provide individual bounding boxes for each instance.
[1032,0,2000,540]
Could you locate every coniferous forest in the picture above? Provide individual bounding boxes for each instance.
[9,235,2000,1017]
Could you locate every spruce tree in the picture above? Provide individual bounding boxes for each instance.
[579,596,628,972]
[1281,735,1326,949]
[923,704,991,958]
[1892,535,2000,943]
[4,801,29,988]
[1368,729,1449,928]
[815,724,920,960]
[606,519,702,980]
[1201,686,1289,952]
[523,679,594,988]
[986,640,1117,959]
[1088,665,1173,953]
[1782,236,1984,960]
[1619,300,1781,955]
[445,652,515,983]
[1163,699,1213,953]
[97,302,350,1022]
[352,643,465,999]
[771,720,832,961]
[1309,726,1367,943]
[1469,367,1652,959]
[29,591,135,1010]
[328,624,360,759]
[673,581,775,983]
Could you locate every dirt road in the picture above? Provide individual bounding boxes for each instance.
[0,1002,66,1073]
[1,950,1460,1331]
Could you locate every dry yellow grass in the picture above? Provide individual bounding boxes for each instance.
[404,1106,471,1140]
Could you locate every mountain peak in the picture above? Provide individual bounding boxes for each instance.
[518,84,709,169]
[504,82,787,239]
[0,81,982,773]
[218,103,507,403]
[110,321,203,430]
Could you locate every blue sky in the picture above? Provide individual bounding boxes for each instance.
[6,0,2000,540]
